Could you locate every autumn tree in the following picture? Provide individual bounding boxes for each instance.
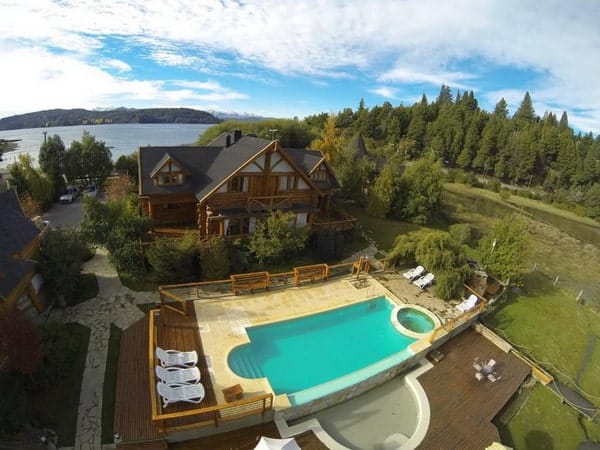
[310,114,345,166]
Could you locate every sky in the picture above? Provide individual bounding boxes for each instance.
[1,0,599,133]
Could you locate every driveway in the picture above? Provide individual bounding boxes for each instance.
[42,198,85,228]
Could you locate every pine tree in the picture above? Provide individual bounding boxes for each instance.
[559,111,569,130]
[514,92,536,124]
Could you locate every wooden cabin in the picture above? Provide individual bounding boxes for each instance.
[0,189,45,317]
[138,131,354,238]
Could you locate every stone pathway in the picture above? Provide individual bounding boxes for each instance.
[50,248,158,450]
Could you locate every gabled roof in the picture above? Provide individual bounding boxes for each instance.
[347,133,369,158]
[285,148,340,190]
[0,189,40,300]
[149,153,190,178]
[138,134,342,201]
[139,136,272,199]
[0,189,41,257]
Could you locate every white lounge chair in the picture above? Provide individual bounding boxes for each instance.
[487,372,501,383]
[155,365,201,386]
[402,265,425,281]
[456,294,479,312]
[156,381,205,408]
[155,346,198,368]
[414,272,435,289]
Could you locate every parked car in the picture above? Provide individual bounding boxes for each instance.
[59,186,79,204]
[83,184,99,198]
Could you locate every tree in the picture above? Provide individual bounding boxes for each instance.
[80,196,150,272]
[514,92,536,124]
[478,214,529,283]
[64,131,113,184]
[199,235,230,280]
[8,154,54,210]
[146,232,198,283]
[248,211,309,265]
[38,134,66,199]
[397,156,444,224]
[39,228,90,303]
[310,114,344,166]
[389,230,472,299]
[585,183,600,218]
[104,173,136,201]
[114,152,139,180]
[366,156,403,218]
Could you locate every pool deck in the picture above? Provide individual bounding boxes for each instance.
[195,275,396,408]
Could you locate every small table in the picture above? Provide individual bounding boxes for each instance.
[222,384,243,402]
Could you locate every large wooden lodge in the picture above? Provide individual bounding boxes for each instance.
[138,130,355,238]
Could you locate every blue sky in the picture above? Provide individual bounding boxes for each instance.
[1,0,599,133]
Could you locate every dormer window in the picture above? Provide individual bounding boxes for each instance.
[311,165,328,182]
[150,155,189,187]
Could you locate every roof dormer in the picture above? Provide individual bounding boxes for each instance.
[150,153,190,186]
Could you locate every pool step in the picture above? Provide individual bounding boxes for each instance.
[233,351,264,379]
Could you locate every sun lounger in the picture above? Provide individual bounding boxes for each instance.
[403,265,425,281]
[414,272,435,289]
[485,358,496,370]
[456,294,479,312]
[155,365,201,386]
[475,372,484,381]
[156,381,205,408]
[155,346,198,368]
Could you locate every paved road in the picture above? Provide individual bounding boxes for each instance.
[42,199,85,228]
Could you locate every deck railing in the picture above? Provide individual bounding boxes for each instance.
[148,309,273,435]
[158,259,363,314]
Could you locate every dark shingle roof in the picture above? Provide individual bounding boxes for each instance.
[0,189,41,257]
[285,148,340,190]
[139,136,272,200]
[0,189,40,299]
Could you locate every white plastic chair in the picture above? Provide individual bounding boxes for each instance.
[155,365,201,386]
[156,381,205,408]
[456,294,479,312]
[414,272,435,289]
[402,265,425,280]
[155,346,198,368]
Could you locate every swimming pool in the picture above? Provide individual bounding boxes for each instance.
[228,296,417,404]
[391,304,441,339]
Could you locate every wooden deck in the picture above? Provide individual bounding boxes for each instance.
[417,327,530,449]
[169,422,328,450]
[114,303,215,447]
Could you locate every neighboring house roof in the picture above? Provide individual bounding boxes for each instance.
[347,133,369,158]
[0,257,36,299]
[0,189,41,256]
[0,188,40,300]
[139,134,340,200]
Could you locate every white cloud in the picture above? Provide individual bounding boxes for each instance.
[101,59,132,73]
[378,68,474,90]
[370,87,398,99]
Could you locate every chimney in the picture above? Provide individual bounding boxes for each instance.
[225,134,231,147]
[233,129,242,142]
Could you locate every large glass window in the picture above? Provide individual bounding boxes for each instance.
[279,174,295,191]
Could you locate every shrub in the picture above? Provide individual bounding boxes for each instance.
[146,232,198,283]
[499,189,511,201]
[449,223,473,245]
[486,179,501,192]
[199,236,230,280]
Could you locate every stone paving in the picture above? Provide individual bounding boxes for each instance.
[51,248,158,450]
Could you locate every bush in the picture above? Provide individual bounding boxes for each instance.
[499,189,511,201]
[146,232,198,283]
[486,179,501,192]
[199,236,230,280]
[449,223,473,245]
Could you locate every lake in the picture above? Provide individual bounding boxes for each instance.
[0,123,212,168]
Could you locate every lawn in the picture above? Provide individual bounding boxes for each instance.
[499,383,599,450]
[484,272,600,397]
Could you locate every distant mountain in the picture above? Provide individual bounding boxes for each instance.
[0,107,221,131]
[209,110,267,121]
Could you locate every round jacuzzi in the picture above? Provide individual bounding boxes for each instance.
[391,304,441,339]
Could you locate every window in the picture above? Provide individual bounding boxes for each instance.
[159,174,181,185]
[225,217,250,236]
[311,165,328,182]
[279,175,295,191]
[229,176,249,193]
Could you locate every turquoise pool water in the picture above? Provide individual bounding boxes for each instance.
[397,308,435,333]
[228,296,416,404]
